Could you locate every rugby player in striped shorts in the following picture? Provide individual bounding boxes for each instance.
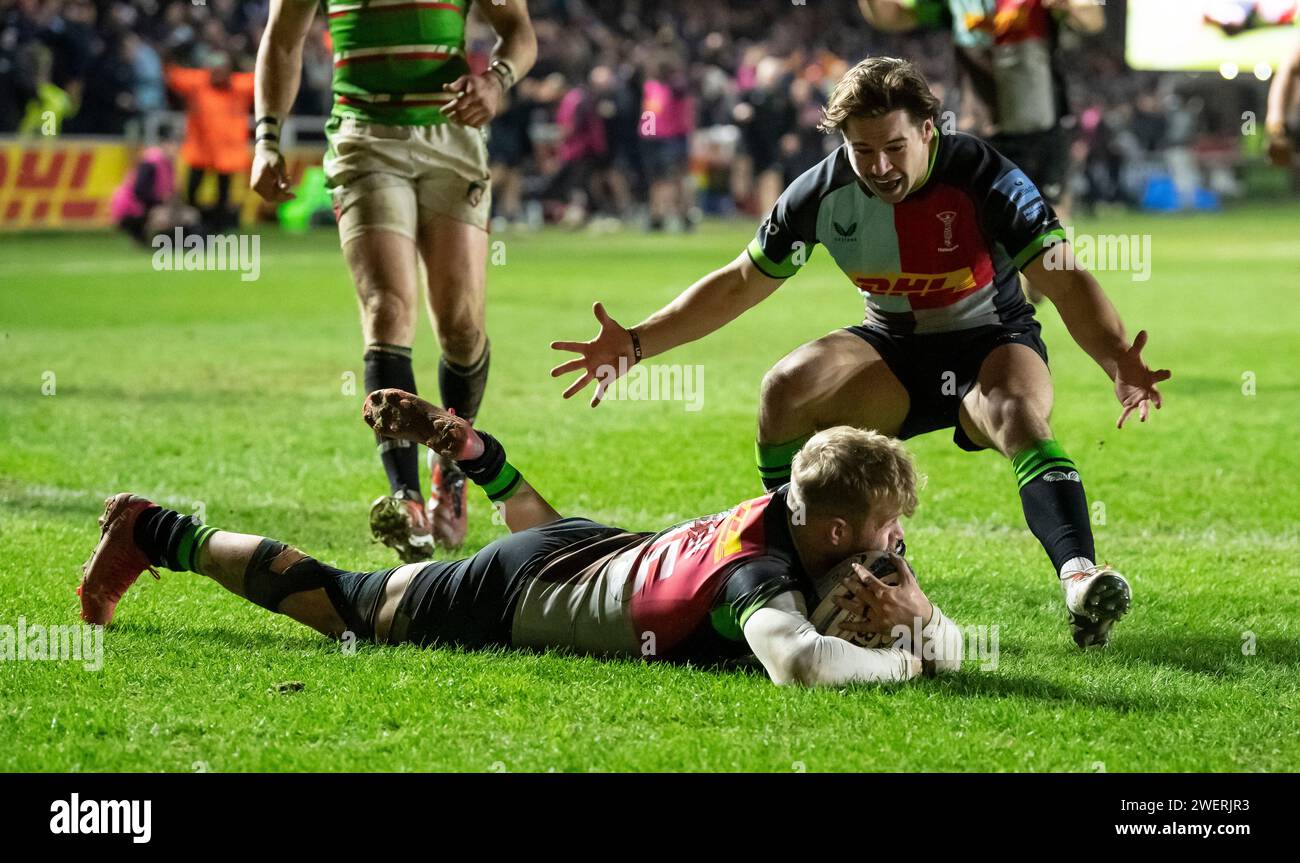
[552,57,1172,649]
[76,389,963,687]
[251,0,536,560]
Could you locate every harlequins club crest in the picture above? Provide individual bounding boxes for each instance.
[936,210,958,252]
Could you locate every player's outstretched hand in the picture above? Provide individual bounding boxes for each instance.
[550,302,636,407]
[441,74,502,128]
[250,149,294,203]
[1114,329,1171,428]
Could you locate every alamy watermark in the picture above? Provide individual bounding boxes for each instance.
[891,616,1001,672]
[50,794,151,843]
[1042,228,1152,282]
[1,617,103,671]
[151,229,261,282]
[595,358,705,412]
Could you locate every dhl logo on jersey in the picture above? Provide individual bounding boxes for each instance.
[851,268,979,298]
[713,500,755,563]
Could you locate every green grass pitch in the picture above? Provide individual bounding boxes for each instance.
[2,204,1298,772]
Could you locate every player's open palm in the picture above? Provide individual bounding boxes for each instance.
[1114,329,1171,428]
[550,302,635,407]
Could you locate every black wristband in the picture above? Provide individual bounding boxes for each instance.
[487,64,511,91]
[628,328,643,364]
[488,58,516,90]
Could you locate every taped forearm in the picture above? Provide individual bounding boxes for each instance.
[480,0,537,89]
[489,23,536,87]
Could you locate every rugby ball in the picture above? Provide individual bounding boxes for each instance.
[809,550,908,648]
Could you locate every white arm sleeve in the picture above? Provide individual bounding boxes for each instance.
[920,604,963,676]
[743,591,921,687]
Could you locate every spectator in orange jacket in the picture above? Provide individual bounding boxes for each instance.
[166,53,253,232]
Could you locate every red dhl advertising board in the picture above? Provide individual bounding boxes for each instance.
[0,138,325,231]
[0,138,132,230]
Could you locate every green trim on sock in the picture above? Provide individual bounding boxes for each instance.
[170,522,219,573]
[756,436,811,487]
[489,471,524,503]
[189,525,219,571]
[365,342,413,357]
[481,462,523,502]
[175,525,197,573]
[756,436,811,469]
[1011,439,1078,488]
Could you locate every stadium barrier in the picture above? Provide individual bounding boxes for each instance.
[0,137,134,230]
[0,114,329,233]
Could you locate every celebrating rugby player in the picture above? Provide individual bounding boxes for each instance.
[857,0,1106,303]
[552,57,1171,649]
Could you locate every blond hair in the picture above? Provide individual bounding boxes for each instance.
[790,427,919,521]
[818,56,941,134]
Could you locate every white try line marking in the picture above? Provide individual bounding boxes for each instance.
[3,482,1297,552]
[0,252,343,279]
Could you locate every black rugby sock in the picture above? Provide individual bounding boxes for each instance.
[364,343,423,497]
[133,506,218,572]
[1013,440,1095,574]
[439,339,490,425]
[457,431,523,503]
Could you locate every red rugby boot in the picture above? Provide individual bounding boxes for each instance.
[77,493,160,626]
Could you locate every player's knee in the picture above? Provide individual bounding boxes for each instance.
[243,540,380,639]
[761,354,815,416]
[358,284,416,336]
[987,397,1050,453]
[436,320,484,363]
[243,540,322,612]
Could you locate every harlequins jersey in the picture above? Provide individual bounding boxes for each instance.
[746,131,1063,335]
[509,489,815,661]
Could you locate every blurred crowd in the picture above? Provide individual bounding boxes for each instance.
[493,0,1011,225]
[0,0,275,134]
[0,0,1277,226]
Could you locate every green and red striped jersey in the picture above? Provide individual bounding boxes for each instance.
[324,0,471,127]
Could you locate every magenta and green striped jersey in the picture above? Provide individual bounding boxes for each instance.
[747,131,1064,335]
[325,0,471,127]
